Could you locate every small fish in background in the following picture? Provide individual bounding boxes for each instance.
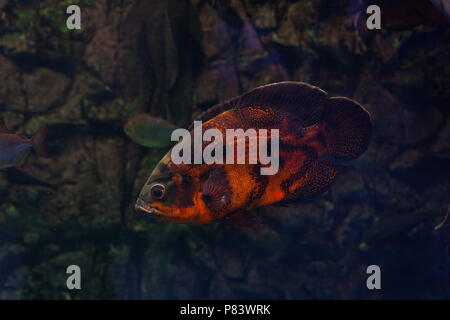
[124,114,178,148]
[0,118,46,169]
[351,0,450,45]
[135,82,371,227]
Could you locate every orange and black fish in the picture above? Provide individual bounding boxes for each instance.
[135,82,371,227]
[0,118,46,170]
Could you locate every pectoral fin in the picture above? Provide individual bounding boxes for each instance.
[202,167,232,214]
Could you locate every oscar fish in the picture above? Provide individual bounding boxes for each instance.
[0,118,46,169]
[135,82,371,226]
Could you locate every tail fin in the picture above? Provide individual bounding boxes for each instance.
[31,127,47,157]
[322,97,371,160]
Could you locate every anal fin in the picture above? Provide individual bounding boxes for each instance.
[221,210,264,228]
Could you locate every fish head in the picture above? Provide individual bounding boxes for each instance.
[135,152,204,224]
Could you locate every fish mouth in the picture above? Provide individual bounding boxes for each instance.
[135,198,162,218]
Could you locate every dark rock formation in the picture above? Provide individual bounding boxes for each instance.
[0,0,448,299]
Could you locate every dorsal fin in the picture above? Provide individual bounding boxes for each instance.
[0,118,10,133]
[190,82,328,129]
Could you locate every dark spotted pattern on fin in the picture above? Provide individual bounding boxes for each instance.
[322,97,371,160]
[202,167,232,216]
[285,160,341,203]
[190,82,328,129]
[280,152,316,197]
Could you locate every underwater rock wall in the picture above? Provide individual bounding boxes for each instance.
[0,0,448,299]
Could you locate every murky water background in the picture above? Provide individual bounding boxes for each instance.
[0,0,449,299]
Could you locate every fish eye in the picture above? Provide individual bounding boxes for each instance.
[151,184,166,200]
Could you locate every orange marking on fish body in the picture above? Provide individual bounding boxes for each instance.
[257,183,285,207]
[192,191,213,224]
[257,170,289,206]
[225,164,254,207]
